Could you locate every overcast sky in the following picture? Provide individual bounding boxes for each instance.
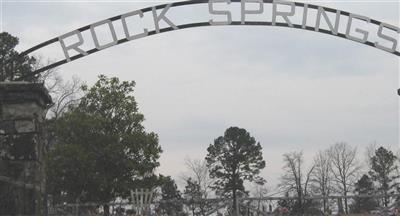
[2,0,399,192]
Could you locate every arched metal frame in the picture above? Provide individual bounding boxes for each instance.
[17,0,400,80]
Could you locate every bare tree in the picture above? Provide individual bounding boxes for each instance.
[182,158,215,216]
[328,142,360,214]
[183,158,214,197]
[32,56,83,120]
[279,151,315,214]
[46,75,82,120]
[32,58,83,155]
[310,150,332,213]
[251,183,269,216]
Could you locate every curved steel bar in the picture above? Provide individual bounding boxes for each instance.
[16,0,400,80]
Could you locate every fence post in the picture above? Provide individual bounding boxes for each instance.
[131,188,154,215]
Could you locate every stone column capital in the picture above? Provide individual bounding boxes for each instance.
[0,82,52,108]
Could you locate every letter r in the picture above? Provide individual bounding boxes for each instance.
[59,30,88,62]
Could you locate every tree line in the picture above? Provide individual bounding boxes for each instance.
[43,74,268,216]
[277,143,399,215]
[43,74,400,215]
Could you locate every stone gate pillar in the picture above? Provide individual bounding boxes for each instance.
[0,82,52,215]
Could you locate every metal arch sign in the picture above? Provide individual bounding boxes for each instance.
[20,0,400,79]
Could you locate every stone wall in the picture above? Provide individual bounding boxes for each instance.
[0,82,52,215]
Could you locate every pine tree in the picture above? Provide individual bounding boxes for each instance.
[350,174,378,213]
[184,178,203,216]
[206,127,266,215]
[369,147,399,207]
[156,176,186,216]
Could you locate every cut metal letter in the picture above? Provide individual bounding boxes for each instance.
[375,22,399,53]
[345,13,370,43]
[272,0,295,27]
[315,7,340,35]
[241,0,264,24]
[209,0,232,25]
[301,4,308,29]
[58,30,88,62]
[121,10,149,40]
[152,4,178,33]
[90,19,118,50]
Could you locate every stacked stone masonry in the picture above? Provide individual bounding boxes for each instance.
[0,82,52,215]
